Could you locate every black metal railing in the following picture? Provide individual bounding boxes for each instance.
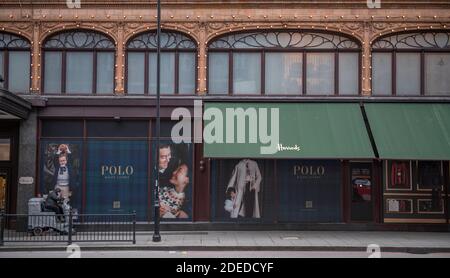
[0,210,136,245]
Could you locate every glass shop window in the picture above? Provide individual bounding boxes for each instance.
[86,120,149,138]
[41,120,84,138]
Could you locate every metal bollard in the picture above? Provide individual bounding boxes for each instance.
[0,212,4,246]
[68,209,73,245]
[132,211,136,245]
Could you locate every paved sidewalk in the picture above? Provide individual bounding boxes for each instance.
[1,231,450,252]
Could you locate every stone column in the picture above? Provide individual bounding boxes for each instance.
[197,23,207,95]
[115,23,125,94]
[31,22,41,94]
[361,22,372,96]
[16,111,37,227]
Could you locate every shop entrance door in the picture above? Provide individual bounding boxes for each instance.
[0,168,9,212]
[349,162,373,222]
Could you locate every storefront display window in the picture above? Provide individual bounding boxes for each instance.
[211,159,274,221]
[0,171,7,211]
[386,160,412,190]
[417,161,443,190]
[383,160,447,223]
[278,160,341,222]
[417,199,444,214]
[386,199,413,214]
[38,119,194,221]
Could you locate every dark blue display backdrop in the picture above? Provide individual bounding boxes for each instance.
[86,140,149,221]
[39,140,83,211]
[151,141,193,221]
[278,160,342,222]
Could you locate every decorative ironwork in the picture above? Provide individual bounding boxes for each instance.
[208,31,359,49]
[127,31,196,49]
[372,32,450,49]
[0,32,30,48]
[43,31,114,49]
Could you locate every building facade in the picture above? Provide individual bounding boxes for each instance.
[0,0,449,229]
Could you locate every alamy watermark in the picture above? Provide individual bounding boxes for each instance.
[367,0,381,9]
[170,100,280,155]
[66,244,81,258]
[367,244,382,258]
[66,0,81,9]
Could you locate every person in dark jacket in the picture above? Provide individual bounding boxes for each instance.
[44,188,64,220]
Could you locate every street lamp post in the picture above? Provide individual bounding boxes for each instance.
[152,0,162,242]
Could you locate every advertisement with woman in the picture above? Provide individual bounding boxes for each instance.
[152,141,192,220]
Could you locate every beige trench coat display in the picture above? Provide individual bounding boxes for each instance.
[226,159,262,218]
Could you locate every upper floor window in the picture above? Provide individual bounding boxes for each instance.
[372,32,450,96]
[126,31,197,95]
[0,32,31,93]
[208,31,360,96]
[42,30,115,95]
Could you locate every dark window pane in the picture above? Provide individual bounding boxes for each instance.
[87,120,149,137]
[0,138,10,161]
[41,120,84,137]
[418,161,442,190]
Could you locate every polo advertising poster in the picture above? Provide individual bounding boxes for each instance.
[85,140,148,221]
[151,141,193,221]
[39,141,83,211]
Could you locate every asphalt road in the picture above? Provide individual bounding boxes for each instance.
[1,250,449,258]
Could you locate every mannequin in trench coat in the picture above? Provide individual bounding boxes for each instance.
[226,159,262,218]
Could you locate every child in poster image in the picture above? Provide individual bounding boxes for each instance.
[159,164,190,218]
[52,144,75,200]
[224,187,236,215]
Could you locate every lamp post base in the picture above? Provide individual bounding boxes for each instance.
[152,234,161,242]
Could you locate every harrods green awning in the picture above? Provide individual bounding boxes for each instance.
[203,102,375,159]
[364,103,450,160]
